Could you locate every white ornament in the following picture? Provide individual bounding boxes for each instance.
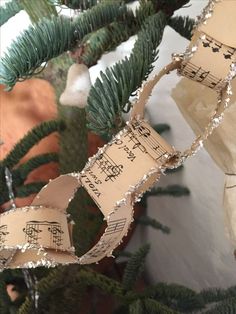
[60,63,91,108]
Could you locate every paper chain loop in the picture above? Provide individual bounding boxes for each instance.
[0,0,235,269]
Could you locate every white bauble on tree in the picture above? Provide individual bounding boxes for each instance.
[60,63,91,108]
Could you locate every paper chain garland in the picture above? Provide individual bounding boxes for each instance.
[0,0,235,269]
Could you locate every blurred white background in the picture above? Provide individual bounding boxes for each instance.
[1,0,235,290]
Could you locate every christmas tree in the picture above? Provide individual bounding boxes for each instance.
[0,0,235,313]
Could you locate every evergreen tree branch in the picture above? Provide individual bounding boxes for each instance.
[165,165,184,174]
[18,267,67,314]
[136,216,170,234]
[58,107,92,256]
[79,1,155,66]
[114,250,133,258]
[144,298,179,314]
[205,297,236,314]
[122,244,150,290]
[16,182,47,198]
[87,12,167,135]
[0,153,58,205]
[54,0,136,10]
[51,0,99,10]
[129,299,144,314]
[168,16,195,40]
[144,283,205,312]
[146,185,190,197]
[0,2,129,89]
[0,273,11,313]
[80,21,134,67]
[199,286,236,304]
[2,120,62,169]
[113,305,129,314]
[78,268,136,299]
[13,152,59,183]
[0,0,23,27]
[151,0,190,17]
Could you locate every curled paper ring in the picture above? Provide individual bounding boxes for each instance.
[0,119,175,268]
[131,59,233,168]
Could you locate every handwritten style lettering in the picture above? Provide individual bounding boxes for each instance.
[115,131,147,156]
[130,122,169,160]
[118,144,136,162]
[87,169,102,185]
[124,131,147,154]
[81,174,102,198]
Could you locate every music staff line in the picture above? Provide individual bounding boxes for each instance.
[130,123,169,159]
[201,34,236,60]
[95,152,123,182]
[180,61,225,90]
[84,218,127,259]
[23,221,64,247]
[124,130,147,154]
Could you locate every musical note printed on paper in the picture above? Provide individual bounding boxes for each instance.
[179,33,236,91]
[23,221,63,247]
[48,223,64,247]
[180,62,225,90]
[130,121,172,162]
[96,153,123,182]
[0,225,9,245]
[201,35,235,57]
[123,130,147,154]
[224,48,236,60]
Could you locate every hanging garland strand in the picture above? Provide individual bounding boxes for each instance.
[168,15,195,40]
[1,120,62,169]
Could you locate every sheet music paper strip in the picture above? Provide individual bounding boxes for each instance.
[0,119,175,268]
[179,0,236,90]
[1,0,235,269]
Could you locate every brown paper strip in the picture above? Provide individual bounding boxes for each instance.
[198,0,236,48]
[179,31,235,91]
[179,1,236,90]
[0,206,72,250]
[0,120,175,269]
[1,0,235,269]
